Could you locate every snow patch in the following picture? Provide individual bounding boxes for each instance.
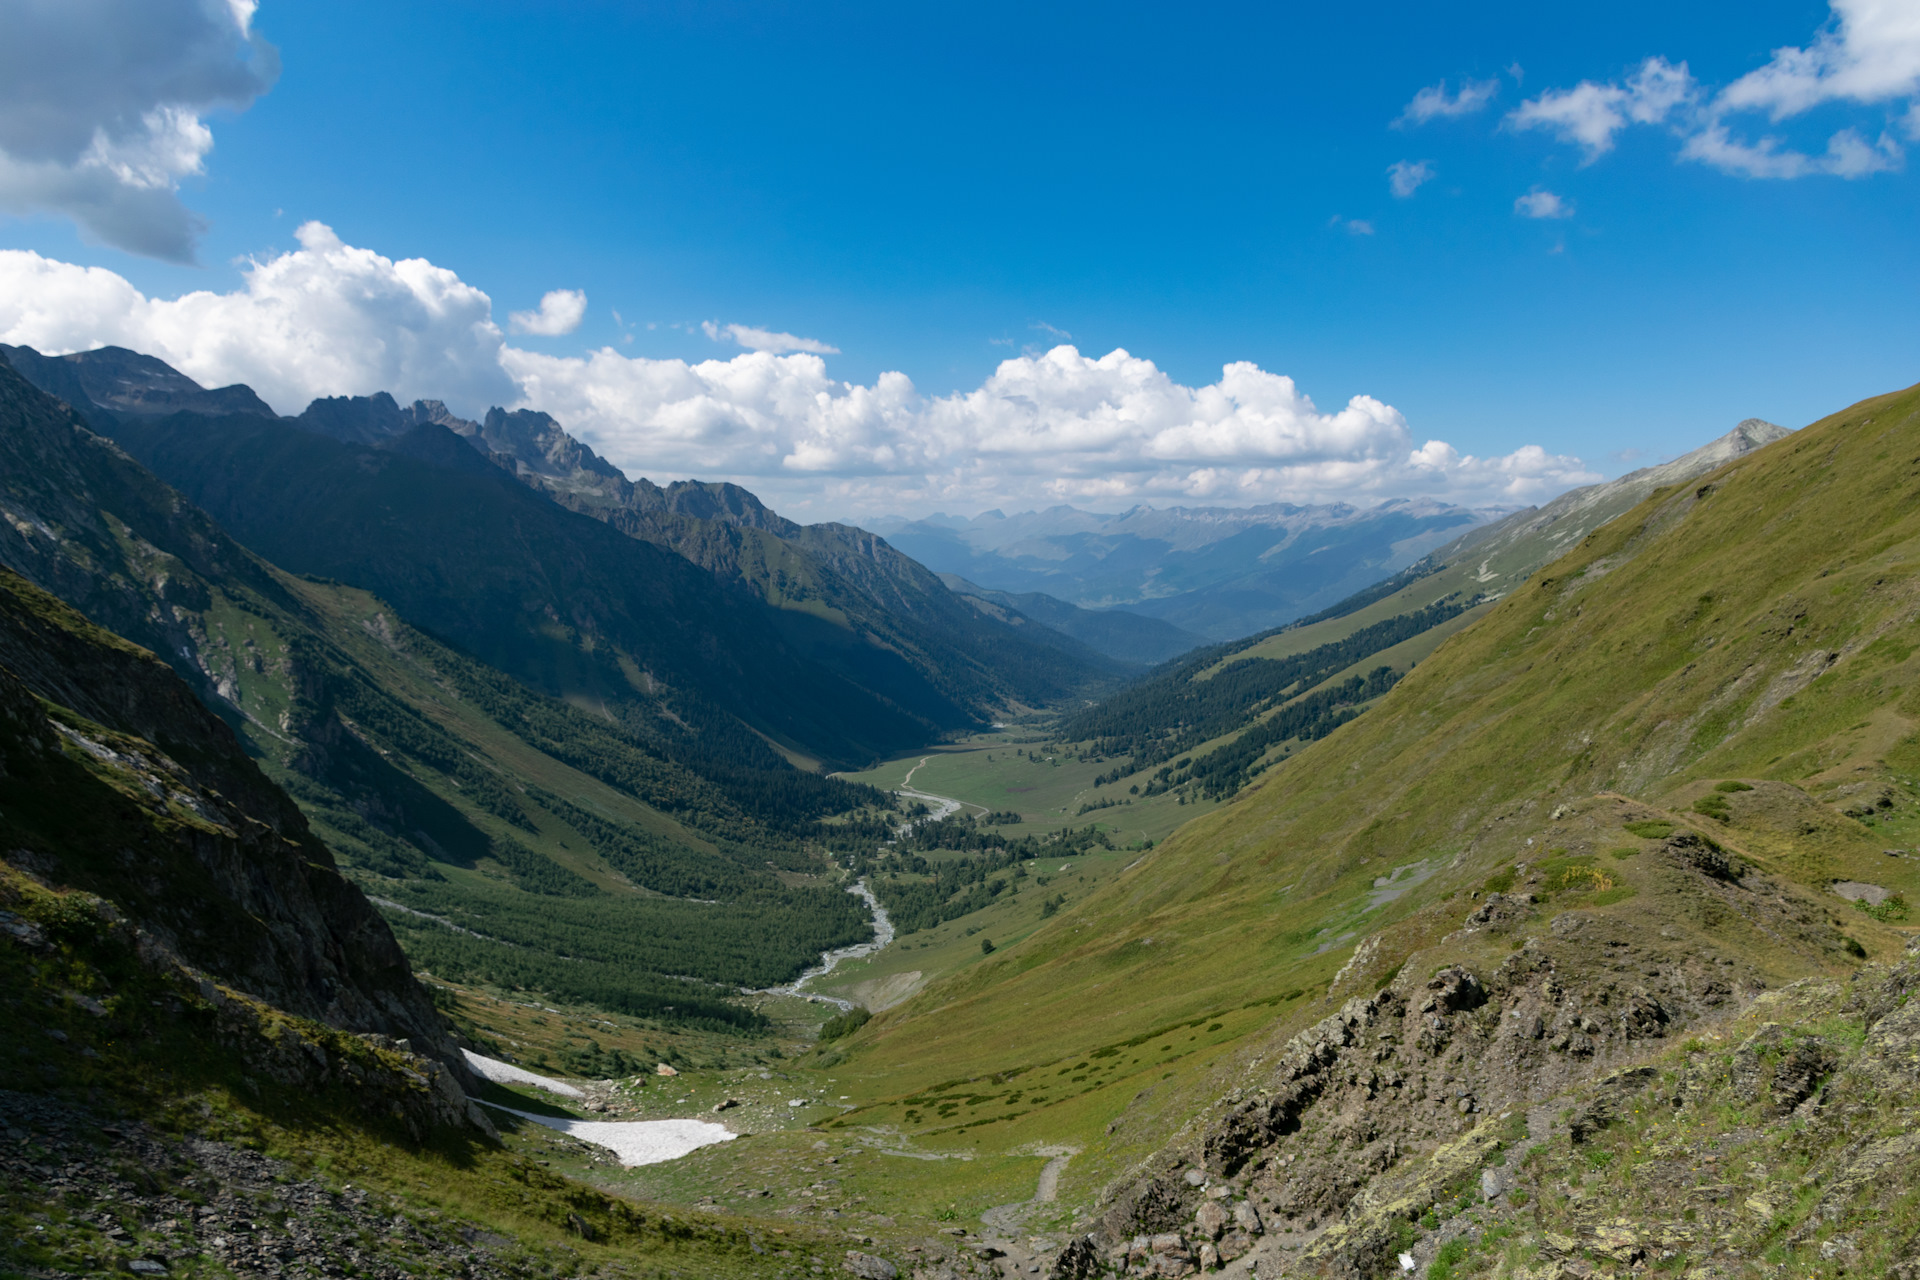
[484,1104,736,1166]
[463,1049,585,1099]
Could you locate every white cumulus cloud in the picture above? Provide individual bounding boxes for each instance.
[701,321,840,355]
[1681,120,1902,177]
[1387,160,1435,198]
[1508,57,1697,161]
[0,221,516,413]
[0,0,279,260]
[1718,0,1920,119]
[1505,2,1917,180]
[509,289,587,336]
[1514,188,1573,219]
[0,228,1598,519]
[1395,78,1499,127]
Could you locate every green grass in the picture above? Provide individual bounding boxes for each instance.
[840,735,1218,844]
[766,379,1920,1223]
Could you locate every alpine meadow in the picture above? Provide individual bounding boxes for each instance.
[0,4,1917,1280]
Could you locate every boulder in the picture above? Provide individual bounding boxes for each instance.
[1421,967,1486,1015]
[1193,1200,1231,1240]
[1664,833,1740,882]
[1048,1235,1104,1280]
[844,1252,898,1280]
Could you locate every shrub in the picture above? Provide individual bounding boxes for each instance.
[1693,794,1732,822]
[1543,860,1614,895]
[818,1007,872,1042]
[980,937,996,955]
[1624,820,1674,839]
[1854,894,1909,922]
[1429,1238,1470,1280]
[1842,936,1868,959]
[1714,780,1754,793]
[1608,847,1641,860]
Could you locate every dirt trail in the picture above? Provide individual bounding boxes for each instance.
[977,1146,1080,1273]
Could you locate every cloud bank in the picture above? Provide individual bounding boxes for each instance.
[0,225,1596,519]
[0,0,279,260]
[1507,1,1917,179]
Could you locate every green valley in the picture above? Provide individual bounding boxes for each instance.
[5,340,1920,1280]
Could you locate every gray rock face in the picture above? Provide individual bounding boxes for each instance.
[0,562,468,1090]
[842,1250,897,1280]
[1832,880,1892,906]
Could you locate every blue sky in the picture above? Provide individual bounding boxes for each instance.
[1,0,1916,519]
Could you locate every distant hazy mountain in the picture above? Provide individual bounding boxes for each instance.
[866,498,1509,641]
[937,575,1206,666]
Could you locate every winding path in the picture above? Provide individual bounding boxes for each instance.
[897,756,968,824]
[978,1146,1082,1268]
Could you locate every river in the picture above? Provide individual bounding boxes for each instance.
[748,764,967,1010]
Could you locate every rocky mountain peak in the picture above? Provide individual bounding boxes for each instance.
[1,343,277,420]
[404,397,479,433]
[469,406,627,483]
[298,390,409,444]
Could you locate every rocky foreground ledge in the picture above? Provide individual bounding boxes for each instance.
[1046,932,1920,1280]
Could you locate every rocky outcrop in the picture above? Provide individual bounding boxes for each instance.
[0,567,474,1097]
[1083,840,1879,1277]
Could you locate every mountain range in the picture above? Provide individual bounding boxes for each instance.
[867,498,1510,641]
[5,331,1917,1280]
[1,343,1122,764]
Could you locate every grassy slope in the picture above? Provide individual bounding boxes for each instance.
[788,381,1920,1224]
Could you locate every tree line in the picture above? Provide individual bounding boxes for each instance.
[376,868,873,1029]
[859,817,1115,934]
[1058,596,1467,769]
